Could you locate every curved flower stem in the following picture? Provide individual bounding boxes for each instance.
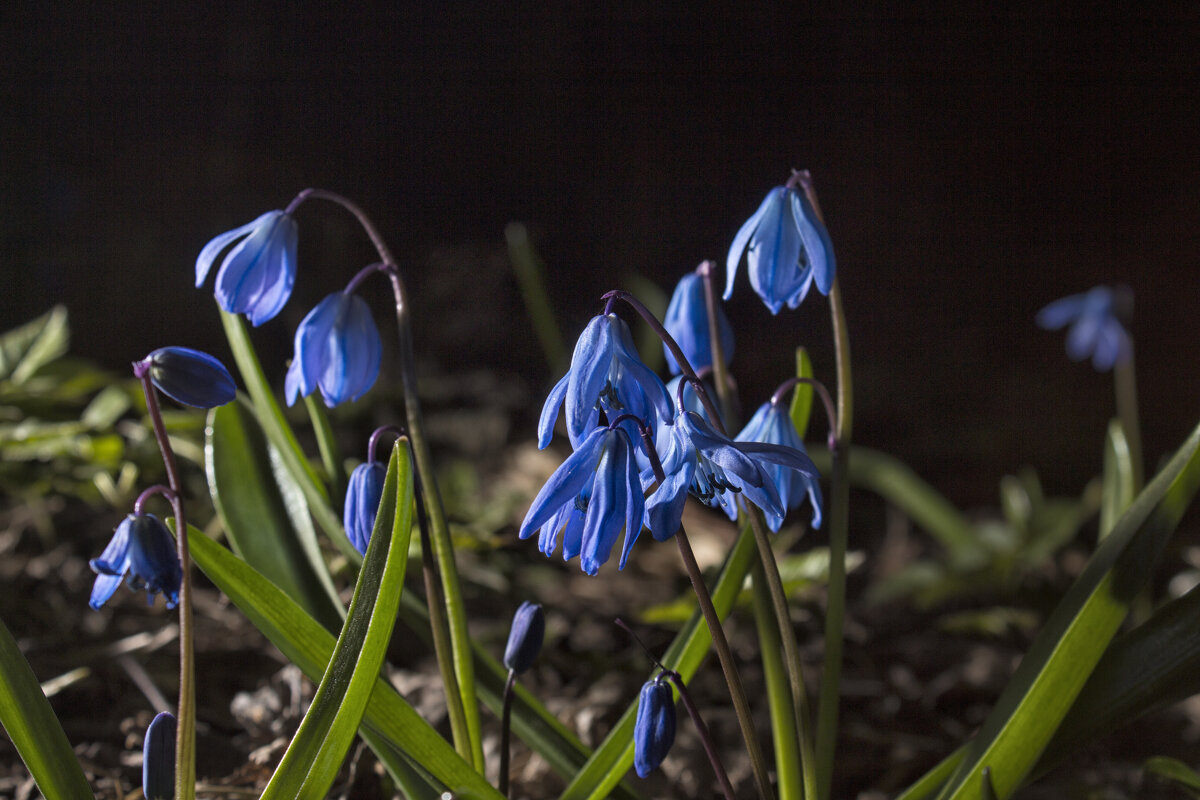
[290,188,484,770]
[636,425,773,800]
[771,377,839,452]
[499,669,517,797]
[698,260,737,427]
[134,366,195,800]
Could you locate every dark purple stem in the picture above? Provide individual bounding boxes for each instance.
[368,425,406,465]
[771,376,840,451]
[134,484,176,516]
[344,262,388,296]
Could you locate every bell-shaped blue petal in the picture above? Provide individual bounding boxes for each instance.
[1037,286,1131,371]
[520,426,646,574]
[634,678,676,778]
[503,601,545,674]
[142,711,176,800]
[285,292,383,407]
[196,210,299,326]
[143,346,236,409]
[89,514,182,609]
[662,272,735,375]
[725,185,836,314]
[539,314,672,449]
[730,402,824,531]
[343,461,387,555]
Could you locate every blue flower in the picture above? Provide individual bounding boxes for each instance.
[343,460,386,555]
[662,272,734,375]
[141,346,236,409]
[89,514,182,609]
[1036,286,1131,371]
[285,292,382,407]
[196,210,298,326]
[726,402,823,531]
[634,677,676,777]
[538,314,672,450]
[519,425,646,574]
[644,409,822,541]
[503,601,546,675]
[142,712,176,800]
[725,185,835,314]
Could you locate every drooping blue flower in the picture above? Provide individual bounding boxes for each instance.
[662,272,734,375]
[503,601,545,675]
[538,314,672,450]
[634,677,676,778]
[343,460,387,555]
[89,514,182,609]
[725,185,836,314]
[725,401,823,531]
[196,210,299,326]
[644,409,822,541]
[519,425,646,574]
[285,291,382,407]
[142,711,176,800]
[140,346,237,409]
[1036,286,1132,371]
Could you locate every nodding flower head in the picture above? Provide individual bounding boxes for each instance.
[727,401,823,531]
[725,183,835,314]
[89,514,182,610]
[503,601,546,674]
[285,291,382,408]
[142,712,176,800]
[519,424,646,574]
[538,313,672,450]
[343,460,387,555]
[644,409,822,541]
[1036,285,1132,371]
[196,210,299,326]
[140,346,236,409]
[634,677,676,777]
[662,271,734,375]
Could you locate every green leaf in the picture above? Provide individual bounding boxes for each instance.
[186,509,501,798]
[1101,418,1136,540]
[206,401,344,631]
[559,524,759,800]
[0,306,69,385]
[260,442,415,799]
[0,615,92,799]
[789,347,815,440]
[936,419,1200,800]
[1143,757,1200,798]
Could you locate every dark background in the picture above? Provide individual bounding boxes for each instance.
[3,4,1198,507]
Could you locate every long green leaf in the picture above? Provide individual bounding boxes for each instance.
[0,615,92,799]
[788,346,815,439]
[937,419,1200,800]
[218,308,358,562]
[0,305,69,385]
[559,524,759,800]
[206,401,343,630]
[187,517,502,798]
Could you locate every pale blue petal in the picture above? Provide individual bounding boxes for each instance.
[566,316,615,444]
[519,428,607,540]
[1036,293,1088,330]
[195,213,273,287]
[89,573,124,609]
[538,374,570,449]
[790,189,837,296]
[725,189,780,300]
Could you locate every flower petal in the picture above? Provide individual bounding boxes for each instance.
[725,189,780,300]
[537,374,570,449]
[790,188,837,296]
[519,427,607,540]
[195,213,272,287]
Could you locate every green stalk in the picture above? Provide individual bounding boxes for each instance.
[1114,349,1143,493]
[751,561,803,800]
[303,393,344,505]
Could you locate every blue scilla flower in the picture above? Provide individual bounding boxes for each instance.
[725,184,836,314]
[196,210,299,326]
[538,314,673,450]
[139,346,236,409]
[634,677,676,777]
[89,514,182,609]
[1036,285,1132,371]
[142,711,176,800]
[662,272,734,375]
[644,409,822,541]
[725,401,823,531]
[520,424,646,574]
[344,460,386,555]
[285,292,382,407]
[503,601,545,675]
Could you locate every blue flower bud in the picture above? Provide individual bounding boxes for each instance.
[195,210,298,326]
[89,514,182,609]
[285,292,382,408]
[143,347,236,409]
[662,272,734,375]
[142,711,176,800]
[503,601,545,674]
[634,678,676,777]
[343,461,386,555]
